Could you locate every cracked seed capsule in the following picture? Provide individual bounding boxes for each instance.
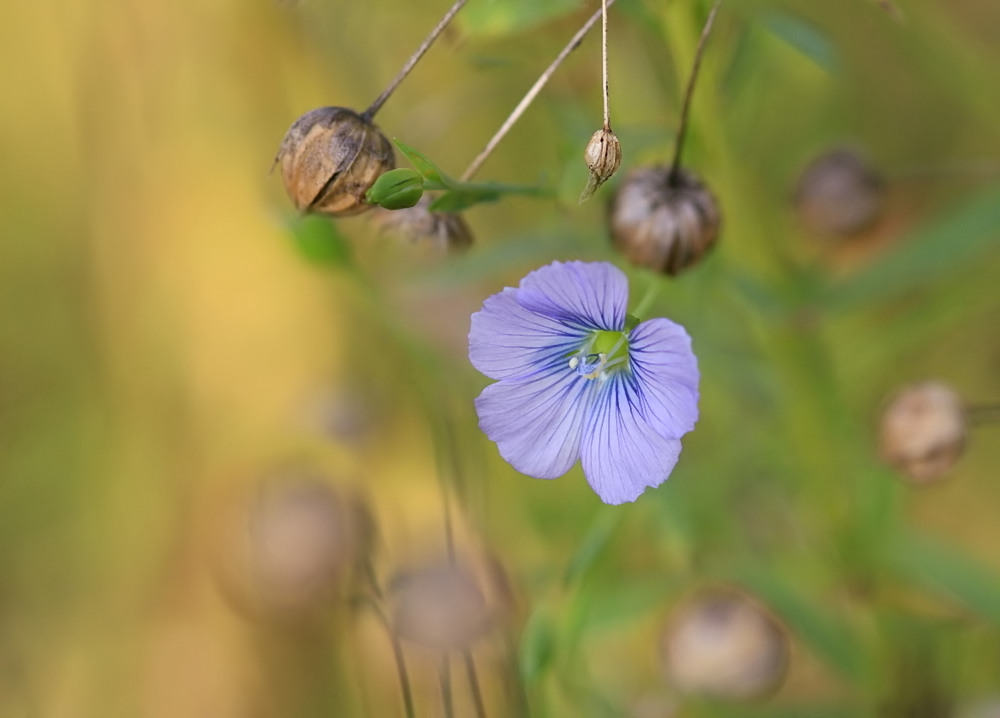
[275,107,395,216]
[607,166,721,276]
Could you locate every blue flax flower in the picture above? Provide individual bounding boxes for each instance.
[469,261,699,505]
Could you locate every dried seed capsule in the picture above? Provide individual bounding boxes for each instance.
[794,147,885,237]
[608,166,721,276]
[213,471,374,618]
[389,562,498,650]
[880,381,966,483]
[275,107,395,216]
[661,589,789,700]
[580,126,622,201]
[373,196,473,252]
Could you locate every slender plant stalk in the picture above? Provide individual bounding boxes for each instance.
[463,651,487,718]
[441,654,455,718]
[601,0,610,130]
[668,0,721,185]
[968,401,1000,426]
[364,0,470,120]
[357,594,415,718]
[461,0,617,181]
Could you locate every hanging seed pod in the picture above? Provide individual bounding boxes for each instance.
[373,196,473,252]
[880,381,967,484]
[794,147,885,237]
[388,562,500,650]
[213,470,374,619]
[607,166,721,276]
[580,126,622,201]
[275,107,395,216]
[661,588,789,701]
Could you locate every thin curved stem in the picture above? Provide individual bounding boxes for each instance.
[356,595,415,718]
[364,0,469,121]
[461,0,617,181]
[669,0,721,185]
[440,654,454,718]
[463,651,487,718]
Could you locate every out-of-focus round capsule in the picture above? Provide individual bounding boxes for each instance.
[214,471,373,618]
[275,106,395,216]
[607,166,721,276]
[661,589,789,700]
[389,560,505,650]
[373,196,473,252]
[880,381,966,484]
[794,147,885,237]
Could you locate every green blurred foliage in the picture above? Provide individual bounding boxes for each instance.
[2,0,1000,716]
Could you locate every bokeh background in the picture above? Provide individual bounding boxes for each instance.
[2,0,1000,716]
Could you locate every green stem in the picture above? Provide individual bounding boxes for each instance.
[631,275,662,319]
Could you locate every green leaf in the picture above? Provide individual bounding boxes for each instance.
[392,138,451,186]
[459,0,579,38]
[286,213,351,267]
[364,167,424,209]
[519,606,557,683]
[762,11,839,72]
[884,529,1000,624]
[733,567,869,683]
[825,184,1000,311]
[428,188,500,213]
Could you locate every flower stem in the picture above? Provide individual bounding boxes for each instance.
[460,0,617,181]
[668,0,721,186]
[463,651,487,718]
[440,654,455,718]
[363,0,469,121]
[358,594,415,718]
[631,276,662,319]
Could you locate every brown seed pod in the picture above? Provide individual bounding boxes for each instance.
[275,106,395,216]
[880,381,966,484]
[213,471,374,619]
[581,126,622,201]
[372,196,473,252]
[661,588,789,701]
[794,147,885,237]
[607,166,721,276]
[388,562,497,650]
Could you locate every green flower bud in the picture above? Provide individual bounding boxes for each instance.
[366,167,425,209]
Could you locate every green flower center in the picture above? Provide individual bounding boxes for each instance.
[569,330,630,380]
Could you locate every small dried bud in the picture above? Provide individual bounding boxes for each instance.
[880,381,966,483]
[373,196,473,252]
[275,107,395,216]
[661,589,789,700]
[794,147,885,237]
[214,472,373,618]
[389,563,496,650]
[607,166,721,276]
[580,126,622,202]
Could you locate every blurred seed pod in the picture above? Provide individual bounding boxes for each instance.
[880,381,966,484]
[214,471,374,619]
[661,588,789,701]
[581,126,622,201]
[607,166,721,276]
[275,107,395,216]
[794,147,885,237]
[388,557,510,651]
[373,196,473,252]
